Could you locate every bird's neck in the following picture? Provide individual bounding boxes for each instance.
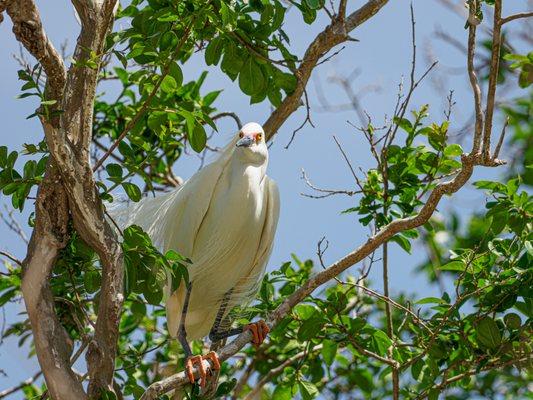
[228,156,267,187]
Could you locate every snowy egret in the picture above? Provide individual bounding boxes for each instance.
[112,122,279,386]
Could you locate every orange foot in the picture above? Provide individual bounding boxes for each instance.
[244,320,270,347]
[185,351,221,388]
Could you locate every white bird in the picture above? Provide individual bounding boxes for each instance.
[112,122,279,386]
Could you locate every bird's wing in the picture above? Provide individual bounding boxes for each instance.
[109,159,226,258]
[161,161,226,257]
[232,177,280,304]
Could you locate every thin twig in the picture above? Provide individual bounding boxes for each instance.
[0,371,43,399]
[493,116,509,158]
[285,89,314,149]
[301,169,360,199]
[0,251,22,267]
[0,205,29,244]
[332,136,365,192]
[211,112,242,130]
[501,11,533,25]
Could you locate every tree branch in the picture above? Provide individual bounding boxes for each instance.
[21,166,87,400]
[63,0,118,153]
[263,0,390,141]
[1,0,66,101]
[481,0,502,159]
[20,1,126,397]
[467,2,484,155]
[501,11,533,25]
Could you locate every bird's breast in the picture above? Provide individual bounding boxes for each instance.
[188,166,267,293]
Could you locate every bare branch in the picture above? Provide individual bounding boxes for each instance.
[501,11,533,25]
[285,89,314,148]
[0,204,28,244]
[0,251,22,266]
[0,370,42,399]
[301,169,360,199]
[211,112,243,130]
[482,0,502,159]
[467,3,484,154]
[493,116,509,159]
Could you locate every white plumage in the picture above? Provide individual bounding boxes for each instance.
[111,122,279,341]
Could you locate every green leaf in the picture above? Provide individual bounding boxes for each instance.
[159,31,178,51]
[371,330,392,356]
[503,313,521,330]
[84,270,101,294]
[438,260,465,272]
[23,160,36,178]
[321,339,337,366]
[188,123,207,153]
[444,144,463,157]
[272,384,293,400]
[168,62,183,88]
[476,317,502,349]
[298,380,318,400]
[298,315,324,341]
[394,117,413,133]
[305,0,321,9]
[205,36,224,66]
[203,90,222,106]
[239,57,265,96]
[390,235,411,253]
[294,304,316,320]
[274,70,297,94]
[40,100,57,106]
[144,283,163,305]
[123,182,142,202]
[0,288,17,307]
[106,163,123,178]
[131,301,147,318]
[0,146,7,167]
[160,75,177,93]
[415,297,448,305]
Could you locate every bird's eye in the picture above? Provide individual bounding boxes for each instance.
[239,132,244,138]
[256,133,262,141]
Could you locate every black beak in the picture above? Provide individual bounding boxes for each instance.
[236,136,254,147]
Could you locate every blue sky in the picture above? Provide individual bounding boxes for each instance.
[0,0,529,396]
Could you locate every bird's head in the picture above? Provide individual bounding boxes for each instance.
[235,122,268,164]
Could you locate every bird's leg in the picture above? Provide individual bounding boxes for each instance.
[178,283,221,388]
[209,289,269,347]
[208,289,235,342]
[178,282,193,358]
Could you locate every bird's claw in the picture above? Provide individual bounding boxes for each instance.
[244,320,270,347]
[185,351,221,388]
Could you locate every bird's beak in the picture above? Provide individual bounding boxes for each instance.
[236,136,254,148]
